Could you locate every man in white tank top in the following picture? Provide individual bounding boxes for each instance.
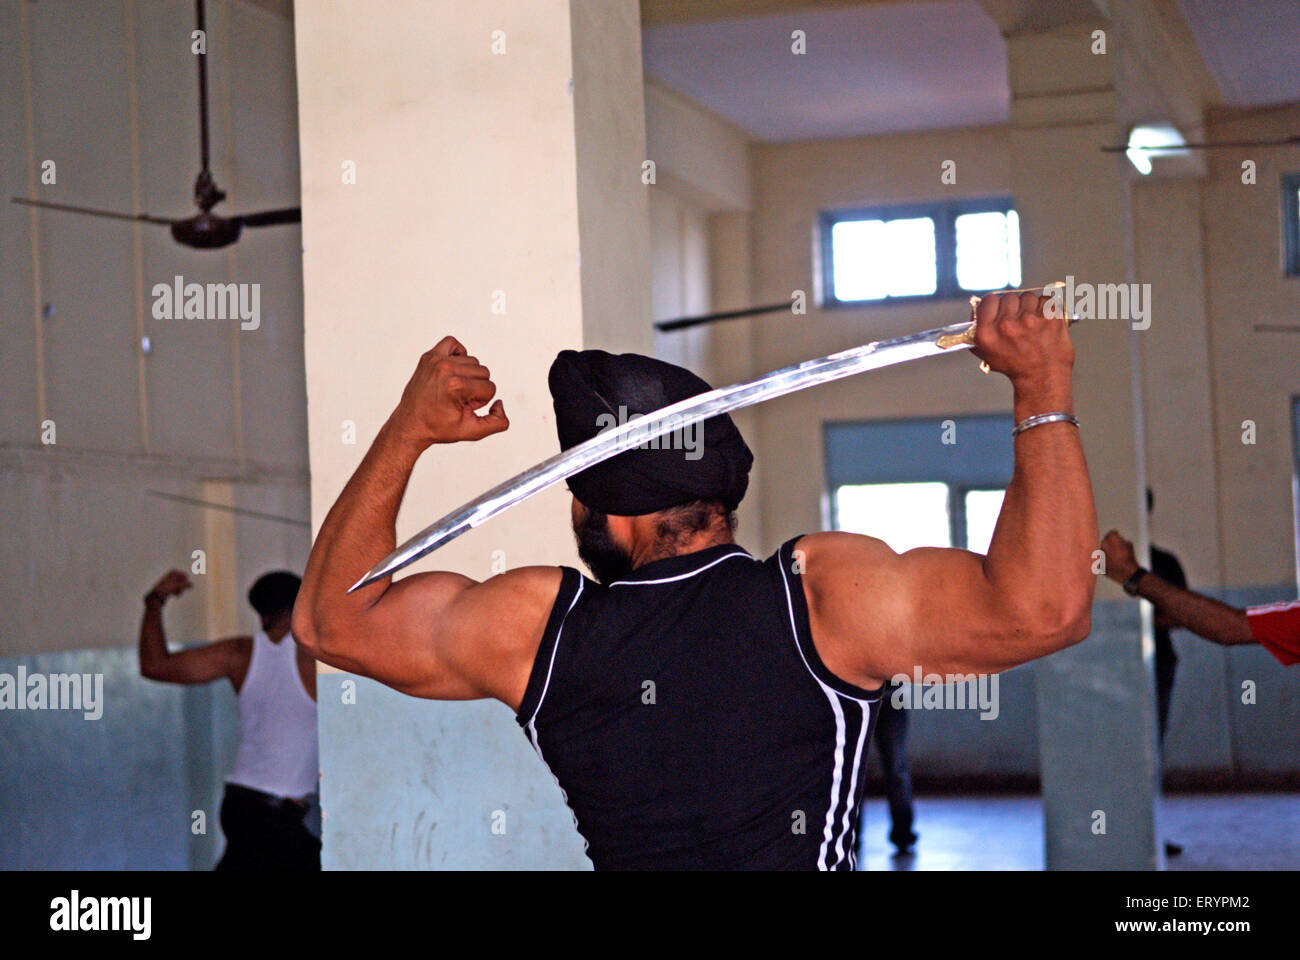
[138,569,320,870]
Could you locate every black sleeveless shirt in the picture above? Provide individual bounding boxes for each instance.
[514,537,883,870]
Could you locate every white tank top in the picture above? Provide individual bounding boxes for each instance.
[226,631,319,799]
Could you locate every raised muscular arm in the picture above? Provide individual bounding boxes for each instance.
[802,290,1097,687]
[292,337,561,709]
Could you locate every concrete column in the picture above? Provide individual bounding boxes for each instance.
[1001,17,1160,869]
[708,212,765,550]
[1132,181,1236,774]
[294,0,649,868]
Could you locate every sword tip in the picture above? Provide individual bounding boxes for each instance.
[346,570,378,594]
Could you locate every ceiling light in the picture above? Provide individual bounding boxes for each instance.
[1125,123,1190,175]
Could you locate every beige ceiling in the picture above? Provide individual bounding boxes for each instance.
[1176,0,1300,108]
[641,0,1297,142]
[642,1,1010,142]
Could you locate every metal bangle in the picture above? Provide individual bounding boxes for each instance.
[1012,412,1079,437]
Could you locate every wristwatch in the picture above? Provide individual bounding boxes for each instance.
[1122,567,1148,597]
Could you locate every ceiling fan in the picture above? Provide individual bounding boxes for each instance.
[10,0,299,250]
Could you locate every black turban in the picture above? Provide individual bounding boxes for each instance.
[548,349,753,516]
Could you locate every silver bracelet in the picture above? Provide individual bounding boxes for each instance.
[1012,412,1079,436]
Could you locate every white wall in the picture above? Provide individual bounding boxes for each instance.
[748,126,1015,553]
[1199,105,1300,590]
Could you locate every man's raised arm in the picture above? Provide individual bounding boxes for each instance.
[1100,531,1254,646]
[293,336,560,706]
[138,569,249,686]
[803,290,1098,686]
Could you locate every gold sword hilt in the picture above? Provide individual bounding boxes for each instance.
[935,280,1071,350]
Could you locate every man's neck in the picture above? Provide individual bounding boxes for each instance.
[629,524,735,570]
[265,620,292,643]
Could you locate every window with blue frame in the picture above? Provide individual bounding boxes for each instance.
[819,198,1021,306]
[1284,173,1300,277]
[824,415,1014,554]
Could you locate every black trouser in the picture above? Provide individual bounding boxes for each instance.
[1154,636,1177,750]
[216,783,321,871]
[872,691,917,849]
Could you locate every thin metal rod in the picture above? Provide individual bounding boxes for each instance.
[1102,135,1299,152]
[9,197,172,225]
[146,489,309,528]
[196,0,210,173]
[656,280,1068,333]
[655,301,793,332]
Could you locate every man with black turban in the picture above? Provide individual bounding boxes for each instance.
[297,290,1097,870]
[548,347,753,585]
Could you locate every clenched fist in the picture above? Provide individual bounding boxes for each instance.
[1099,530,1141,584]
[391,336,509,448]
[971,289,1074,390]
[147,569,192,605]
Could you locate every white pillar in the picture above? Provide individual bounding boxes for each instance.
[1002,16,1160,870]
[294,0,650,868]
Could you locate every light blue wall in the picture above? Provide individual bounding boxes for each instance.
[1168,586,1300,777]
[0,646,237,870]
[867,585,1300,782]
[316,675,589,870]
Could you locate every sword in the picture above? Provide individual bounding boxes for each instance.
[349,283,1068,592]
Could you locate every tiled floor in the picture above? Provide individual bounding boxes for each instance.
[855,792,1300,870]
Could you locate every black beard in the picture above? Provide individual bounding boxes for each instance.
[573,508,635,586]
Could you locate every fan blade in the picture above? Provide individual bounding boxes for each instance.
[234,207,301,228]
[10,197,172,225]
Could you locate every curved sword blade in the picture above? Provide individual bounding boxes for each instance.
[348,317,982,593]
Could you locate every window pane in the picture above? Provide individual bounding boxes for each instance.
[964,488,1006,554]
[1007,210,1021,287]
[955,209,1021,291]
[831,217,937,301]
[834,482,951,553]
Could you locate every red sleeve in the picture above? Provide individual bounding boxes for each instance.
[1246,601,1300,666]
